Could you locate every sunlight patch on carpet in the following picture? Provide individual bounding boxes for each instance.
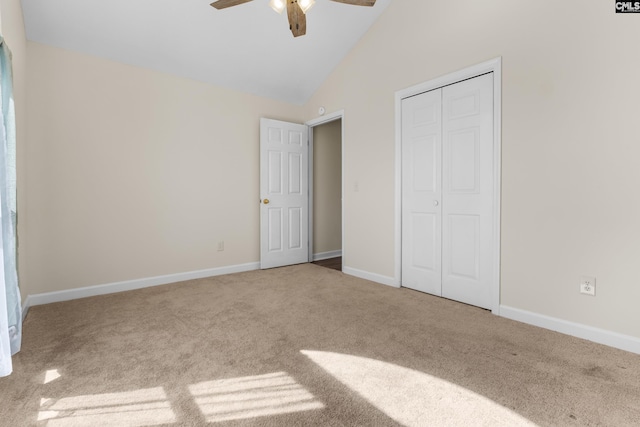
[301,350,538,427]
[43,369,61,384]
[37,387,175,426]
[188,371,324,422]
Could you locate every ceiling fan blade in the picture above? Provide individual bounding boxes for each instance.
[210,0,254,10]
[330,0,376,6]
[286,0,307,37]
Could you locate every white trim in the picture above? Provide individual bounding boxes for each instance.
[343,266,399,288]
[308,125,315,261]
[312,250,343,262]
[500,305,640,355]
[23,262,260,308]
[305,109,344,127]
[306,110,345,271]
[492,60,503,316]
[394,90,403,291]
[394,57,502,314]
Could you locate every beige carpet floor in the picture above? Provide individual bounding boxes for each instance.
[1,264,639,426]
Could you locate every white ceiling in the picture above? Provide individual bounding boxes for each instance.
[21,0,392,104]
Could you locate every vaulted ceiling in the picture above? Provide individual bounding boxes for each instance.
[21,0,392,104]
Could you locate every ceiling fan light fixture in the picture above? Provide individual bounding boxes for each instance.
[298,0,316,14]
[269,0,285,14]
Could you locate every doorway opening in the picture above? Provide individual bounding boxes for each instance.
[307,113,344,272]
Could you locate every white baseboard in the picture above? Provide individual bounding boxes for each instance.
[23,262,260,310]
[343,266,399,288]
[21,262,638,356]
[500,305,640,355]
[312,250,343,262]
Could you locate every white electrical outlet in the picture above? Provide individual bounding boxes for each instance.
[579,276,596,296]
[217,241,224,251]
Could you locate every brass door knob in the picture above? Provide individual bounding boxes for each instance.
[263,199,270,205]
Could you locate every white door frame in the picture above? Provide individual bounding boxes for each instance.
[394,58,502,314]
[306,110,345,268]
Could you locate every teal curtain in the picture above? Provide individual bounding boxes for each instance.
[0,35,21,377]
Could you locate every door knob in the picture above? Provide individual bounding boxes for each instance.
[434,200,439,206]
[263,199,270,205]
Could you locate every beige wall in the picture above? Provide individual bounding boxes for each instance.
[0,0,28,300]
[312,119,342,255]
[304,0,640,338]
[26,42,305,294]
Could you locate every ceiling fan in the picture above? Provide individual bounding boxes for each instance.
[210,0,377,38]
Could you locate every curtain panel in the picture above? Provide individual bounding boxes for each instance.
[0,35,21,377]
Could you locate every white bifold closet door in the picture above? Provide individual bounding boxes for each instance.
[401,73,494,310]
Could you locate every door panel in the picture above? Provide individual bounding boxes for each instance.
[441,73,494,309]
[449,129,480,193]
[288,207,302,249]
[411,213,438,271]
[447,214,480,280]
[260,118,309,269]
[401,89,442,295]
[268,151,283,194]
[288,152,302,194]
[268,208,283,251]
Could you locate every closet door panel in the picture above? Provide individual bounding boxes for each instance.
[441,73,494,309]
[401,89,443,295]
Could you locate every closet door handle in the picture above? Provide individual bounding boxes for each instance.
[434,200,440,207]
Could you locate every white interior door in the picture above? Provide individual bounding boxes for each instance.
[401,73,494,309]
[260,118,309,269]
